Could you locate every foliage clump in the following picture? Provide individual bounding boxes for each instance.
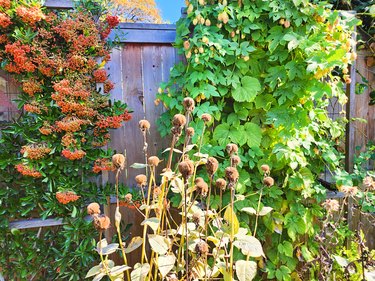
[0,1,128,279]
[155,0,373,279]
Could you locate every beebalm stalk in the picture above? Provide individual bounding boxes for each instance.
[98,231,115,281]
[114,169,131,281]
[253,187,263,237]
[141,166,156,263]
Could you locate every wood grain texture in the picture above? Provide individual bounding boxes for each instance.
[44,0,73,8]
[9,218,65,229]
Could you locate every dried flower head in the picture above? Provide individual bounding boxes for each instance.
[201,113,212,123]
[153,186,161,199]
[135,174,147,187]
[172,114,186,128]
[87,202,101,215]
[322,199,340,213]
[206,157,219,176]
[263,176,274,187]
[216,178,227,190]
[148,156,161,167]
[231,155,241,167]
[195,240,209,257]
[363,176,375,190]
[183,97,195,112]
[93,215,111,231]
[226,143,238,155]
[186,127,195,137]
[112,153,125,170]
[195,177,209,197]
[261,164,270,174]
[125,193,132,203]
[225,167,239,183]
[178,159,194,179]
[139,119,151,132]
[341,185,358,197]
[192,212,201,227]
[171,126,183,136]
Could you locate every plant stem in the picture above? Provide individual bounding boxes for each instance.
[253,187,263,237]
[141,167,155,263]
[99,231,115,281]
[229,187,235,280]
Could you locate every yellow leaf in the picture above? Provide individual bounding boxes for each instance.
[224,206,239,235]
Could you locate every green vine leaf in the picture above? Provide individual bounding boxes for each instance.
[232,76,261,102]
[244,123,262,148]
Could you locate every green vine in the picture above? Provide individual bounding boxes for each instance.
[157,0,359,279]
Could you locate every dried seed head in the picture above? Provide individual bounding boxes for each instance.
[322,199,340,213]
[363,176,375,190]
[125,193,132,203]
[183,97,195,112]
[153,186,161,199]
[178,160,194,179]
[201,113,212,123]
[261,164,270,174]
[192,212,201,226]
[87,202,101,215]
[112,154,125,170]
[226,143,238,155]
[216,178,227,190]
[231,155,241,167]
[93,215,111,231]
[225,167,239,183]
[263,176,274,187]
[148,156,161,167]
[172,114,186,127]
[139,119,151,131]
[171,126,183,136]
[195,240,209,257]
[135,174,147,187]
[341,185,358,197]
[186,127,195,137]
[206,157,219,176]
[195,177,209,197]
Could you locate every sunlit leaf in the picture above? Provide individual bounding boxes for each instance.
[233,235,265,257]
[236,260,257,281]
[141,217,160,233]
[148,234,169,255]
[125,236,143,253]
[158,254,176,277]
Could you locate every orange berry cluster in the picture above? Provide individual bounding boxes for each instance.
[4,41,35,74]
[93,69,107,83]
[55,191,80,204]
[92,158,113,173]
[0,0,11,9]
[15,164,42,178]
[55,116,89,133]
[15,5,45,26]
[39,122,53,135]
[61,133,77,147]
[22,79,42,96]
[21,144,51,160]
[0,12,12,28]
[62,149,86,160]
[95,111,132,129]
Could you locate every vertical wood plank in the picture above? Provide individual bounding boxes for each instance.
[142,45,167,164]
